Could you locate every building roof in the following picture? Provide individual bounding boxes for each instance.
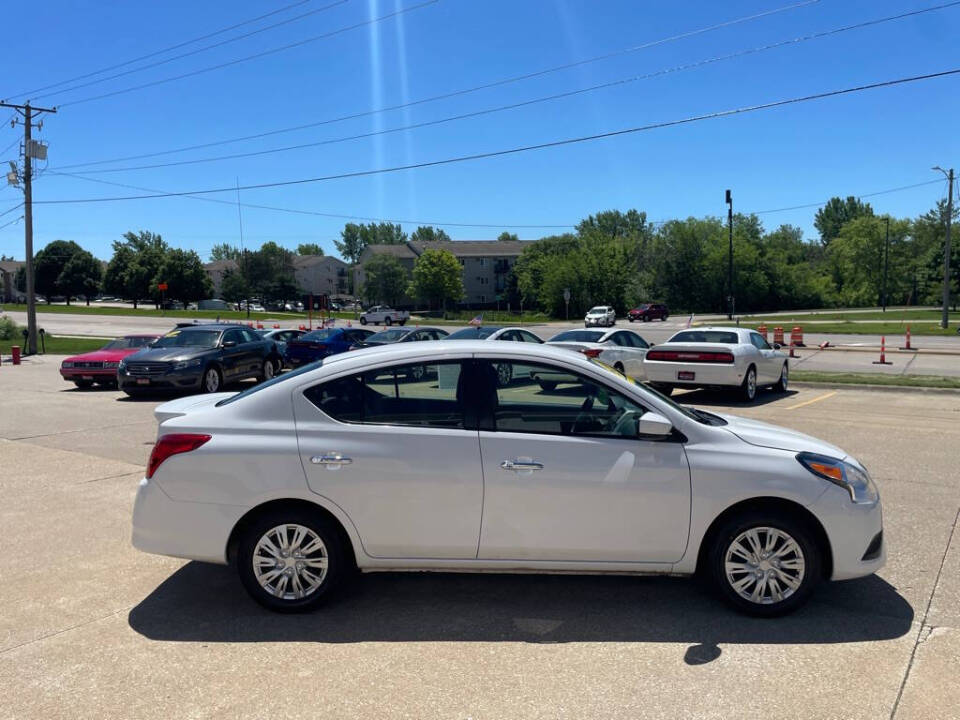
[204,259,238,273]
[358,244,419,261]
[409,240,531,257]
[292,254,347,269]
[0,260,24,273]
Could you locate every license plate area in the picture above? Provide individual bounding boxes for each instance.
[81,375,94,381]
[678,370,695,381]
[136,378,151,385]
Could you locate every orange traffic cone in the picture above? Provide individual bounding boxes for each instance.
[872,336,892,365]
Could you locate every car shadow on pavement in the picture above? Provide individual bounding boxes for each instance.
[673,389,799,407]
[129,563,912,664]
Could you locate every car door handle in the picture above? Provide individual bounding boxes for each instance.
[311,453,353,466]
[500,459,544,472]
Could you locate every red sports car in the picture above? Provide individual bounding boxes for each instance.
[60,334,159,388]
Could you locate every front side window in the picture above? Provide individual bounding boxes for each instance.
[306,361,468,429]
[750,333,771,350]
[490,361,648,438]
[518,330,543,343]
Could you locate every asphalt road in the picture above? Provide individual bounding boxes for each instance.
[1,358,958,719]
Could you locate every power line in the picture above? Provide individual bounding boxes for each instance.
[54,0,439,108]
[0,202,24,219]
[750,180,945,215]
[1,136,19,156]
[35,68,960,205]
[26,0,350,103]
[5,0,315,100]
[52,0,820,170]
[0,214,23,231]
[53,1,960,176]
[48,171,574,229]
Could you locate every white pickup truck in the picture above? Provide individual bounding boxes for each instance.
[359,305,410,326]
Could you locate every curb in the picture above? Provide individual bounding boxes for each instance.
[792,380,960,394]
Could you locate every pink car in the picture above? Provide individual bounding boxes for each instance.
[60,334,159,388]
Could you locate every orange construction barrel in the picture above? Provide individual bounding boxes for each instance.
[757,325,768,341]
[790,326,804,347]
[773,326,785,345]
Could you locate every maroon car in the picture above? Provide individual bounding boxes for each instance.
[628,302,669,322]
[60,334,159,388]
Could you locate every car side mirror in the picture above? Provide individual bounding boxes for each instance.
[222,340,237,348]
[773,343,781,350]
[637,411,673,438]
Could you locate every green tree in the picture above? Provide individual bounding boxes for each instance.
[209,243,241,261]
[362,254,409,305]
[497,231,519,242]
[335,223,367,264]
[827,215,911,306]
[34,240,85,302]
[814,197,874,246]
[577,209,649,240]
[268,274,302,307]
[913,200,959,306]
[107,231,168,308]
[154,249,212,305]
[220,268,250,307]
[408,248,463,310]
[57,250,102,305]
[296,243,324,256]
[410,226,451,243]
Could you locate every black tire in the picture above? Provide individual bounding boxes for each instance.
[628,316,635,323]
[495,363,512,387]
[643,315,651,322]
[359,317,368,325]
[740,365,757,402]
[538,380,557,391]
[707,509,821,617]
[384,316,393,326]
[74,380,94,389]
[662,313,669,321]
[613,362,625,375]
[399,319,407,326]
[236,508,347,613]
[258,358,275,383]
[775,363,789,393]
[650,382,673,396]
[201,365,223,394]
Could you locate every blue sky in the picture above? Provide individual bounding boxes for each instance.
[1,0,958,262]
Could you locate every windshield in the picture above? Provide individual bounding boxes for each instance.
[443,327,500,340]
[587,307,608,314]
[301,329,338,341]
[669,330,739,344]
[102,336,155,350]
[367,329,409,342]
[216,360,323,407]
[551,330,604,342]
[151,329,221,348]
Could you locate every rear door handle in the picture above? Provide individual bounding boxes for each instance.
[311,453,353,468]
[501,459,544,472]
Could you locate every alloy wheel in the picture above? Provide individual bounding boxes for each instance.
[252,524,329,600]
[723,526,806,605]
[263,360,275,381]
[204,367,220,393]
[496,363,512,387]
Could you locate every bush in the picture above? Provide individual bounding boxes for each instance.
[0,315,20,341]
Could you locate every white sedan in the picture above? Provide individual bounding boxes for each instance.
[545,328,649,382]
[133,341,883,617]
[643,327,789,402]
[584,305,616,327]
[442,325,543,386]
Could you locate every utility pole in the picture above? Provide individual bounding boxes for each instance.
[1,101,57,354]
[882,216,889,312]
[933,167,954,329]
[725,189,734,319]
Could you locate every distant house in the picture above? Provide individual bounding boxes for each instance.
[203,255,349,299]
[0,260,24,303]
[354,240,531,308]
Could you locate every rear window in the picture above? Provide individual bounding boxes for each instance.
[301,329,338,341]
[668,331,739,344]
[216,361,323,406]
[367,329,409,342]
[550,330,604,342]
[443,327,500,340]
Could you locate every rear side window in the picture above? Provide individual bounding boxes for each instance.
[305,361,468,429]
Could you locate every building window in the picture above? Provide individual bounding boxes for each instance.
[478,258,485,267]
[479,295,486,303]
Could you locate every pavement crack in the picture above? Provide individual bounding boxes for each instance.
[10,419,152,441]
[79,470,143,484]
[0,606,132,657]
[889,505,960,720]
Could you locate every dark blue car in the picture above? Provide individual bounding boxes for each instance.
[282,327,374,368]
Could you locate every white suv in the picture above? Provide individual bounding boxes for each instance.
[584,306,616,327]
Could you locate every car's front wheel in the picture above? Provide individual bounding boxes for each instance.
[201,365,222,393]
[237,509,346,612]
[495,363,512,387]
[708,510,821,616]
[359,317,367,325]
[538,380,557,391]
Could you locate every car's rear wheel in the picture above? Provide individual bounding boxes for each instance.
[384,316,393,326]
[775,363,789,393]
[408,364,425,381]
[495,363,512,387]
[259,359,275,383]
[237,509,346,613]
[740,366,757,402]
[628,316,635,323]
[538,380,557,391]
[73,380,93,389]
[202,365,222,393]
[613,362,625,374]
[662,313,669,321]
[643,315,650,322]
[708,510,821,617]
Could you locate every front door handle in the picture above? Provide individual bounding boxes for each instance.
[501,459,544,472]
[311,453,353,468]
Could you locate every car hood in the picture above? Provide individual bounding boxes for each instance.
[154,392,236,425]
[127,347,212,363]
[718,413,847,459]
[64,348,134,363]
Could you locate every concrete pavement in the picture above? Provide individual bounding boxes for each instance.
[1,357,958,719]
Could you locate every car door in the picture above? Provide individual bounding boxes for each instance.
[293,358,485,559]
[219,328,247,380]
[749,332,780,383]
[238,327,265,376]
[620,331,648,377]
[475,359,691,563]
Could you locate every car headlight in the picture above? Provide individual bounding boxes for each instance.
[103,361,120,368]
[173,358,202,371]
[62,361,74,368]
[797,452,879,504]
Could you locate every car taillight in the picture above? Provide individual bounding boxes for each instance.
[580,348,602,358]
[146,433,211,479]
[645,350,734,363]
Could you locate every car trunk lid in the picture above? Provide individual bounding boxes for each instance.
[154,393,236,425]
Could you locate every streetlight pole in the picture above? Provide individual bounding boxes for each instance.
[933,166,954,329]
[882,216,889,312]
[725,189,734,319]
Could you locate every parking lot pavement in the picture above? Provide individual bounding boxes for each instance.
[1,358,958,719]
